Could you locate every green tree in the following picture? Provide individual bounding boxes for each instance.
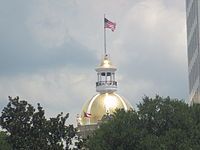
[0,96,76,150]
[137,96,193,150]
[0,131,11,150]
[87,109,141,150]
[86,95,200,150]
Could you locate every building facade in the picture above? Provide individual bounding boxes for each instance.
[186,0,200,104]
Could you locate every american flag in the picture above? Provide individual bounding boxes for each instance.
[104,18,116,32]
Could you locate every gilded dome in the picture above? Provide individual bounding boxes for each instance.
[80,92,132,125]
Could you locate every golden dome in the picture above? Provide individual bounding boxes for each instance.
[80,92,132,125]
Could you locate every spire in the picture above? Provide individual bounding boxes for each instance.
[95,54,117,93]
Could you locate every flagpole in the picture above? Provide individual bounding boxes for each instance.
[104,14,107,56]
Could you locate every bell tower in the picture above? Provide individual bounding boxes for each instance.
[95,54,117,93]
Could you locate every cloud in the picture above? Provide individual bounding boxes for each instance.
[0,0,96,76]
[0,36,96,76]
[27,0,75,48]
[109,0,188,101]
[0,67,96,124]
[0,0,188,125]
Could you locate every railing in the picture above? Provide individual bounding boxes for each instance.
[96,81,117,86]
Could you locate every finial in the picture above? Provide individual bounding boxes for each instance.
[104,53,108,59]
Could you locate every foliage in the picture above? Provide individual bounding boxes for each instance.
[0,131,11,150]
[0,96,76,150]
[86,95,200,150]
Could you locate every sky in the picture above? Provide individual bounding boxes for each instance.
[0,0,188,125]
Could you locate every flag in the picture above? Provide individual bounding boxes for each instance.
[84,112,92,118]
[104,18,116,31]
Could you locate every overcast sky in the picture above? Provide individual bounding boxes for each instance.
[0,0,188,124]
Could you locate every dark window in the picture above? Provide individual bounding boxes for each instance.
[101,72,105,76]
[107,72,111,76]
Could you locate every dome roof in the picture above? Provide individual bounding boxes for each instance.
[95,55,116,72]
[80,92,132,125]
[100,56,114,68]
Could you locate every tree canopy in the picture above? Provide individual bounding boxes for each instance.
[0,96,76,150]
[86,95,200,150]
[0,131,11,150]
